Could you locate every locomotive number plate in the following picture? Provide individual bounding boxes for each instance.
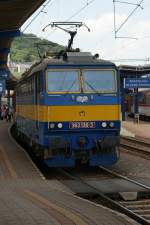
[70,121,96,129]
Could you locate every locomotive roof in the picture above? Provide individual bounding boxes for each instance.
[21,52,116,80]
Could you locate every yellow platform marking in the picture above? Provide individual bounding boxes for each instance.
[25,190,89,225]
[16,104,120,122]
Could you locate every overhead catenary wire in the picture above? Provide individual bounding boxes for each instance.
[66,0,96,21]
[91,0,144,53]
[83,0,150,63]
[113,0,144,39]
[43,0,96,39]
[114,31,150,56]
[115,0,144,7]
[20,0,149,64]
[91,0,149,54]
[116,0,144,33]
[22,0,55,33]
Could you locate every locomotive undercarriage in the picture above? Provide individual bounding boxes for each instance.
[43,134,120,166]
[14,125,120,167]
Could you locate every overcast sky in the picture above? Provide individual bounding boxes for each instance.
[21,0,150,65]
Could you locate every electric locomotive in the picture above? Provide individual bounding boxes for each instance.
[15,22,121,167]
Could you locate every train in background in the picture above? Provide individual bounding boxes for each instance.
[138,89,150,119]
[126,89,150,120]
[14,22,121,167]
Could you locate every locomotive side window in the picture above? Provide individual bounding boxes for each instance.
[82,70,117,93]
[46,70,80,93]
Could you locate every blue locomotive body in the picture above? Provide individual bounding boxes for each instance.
[16,52,120,167]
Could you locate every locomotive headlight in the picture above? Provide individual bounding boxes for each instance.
[101,122,107,128]
[49,123,55,129]
[109,122,115,128]
[57,123,63,128]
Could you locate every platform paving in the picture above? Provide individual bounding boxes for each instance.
[122,119,150,140]
[0,121,139,225]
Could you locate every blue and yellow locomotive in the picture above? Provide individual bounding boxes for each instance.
[15,51,120,167]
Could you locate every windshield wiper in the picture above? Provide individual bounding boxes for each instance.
[63,80,77,95]
[85,80,102,96]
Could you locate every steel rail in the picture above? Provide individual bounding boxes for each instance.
[121,136,150,147]
[58,168,150,225]
[100,166,150,191]
[99,166,150,224]
[120,136,150,158]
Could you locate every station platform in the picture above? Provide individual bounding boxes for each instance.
[121,119,150,140]
[0,121,139,225]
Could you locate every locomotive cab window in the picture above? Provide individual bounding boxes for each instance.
[46,70,80,93]
[82,70,117,93]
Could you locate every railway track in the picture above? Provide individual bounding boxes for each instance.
[100,167,150,224]
[57,167,150,225]
[120,136,150,159]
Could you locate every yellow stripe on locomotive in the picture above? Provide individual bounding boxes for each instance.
[16,104,120,122]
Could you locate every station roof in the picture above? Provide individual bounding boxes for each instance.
[0,0,46,89]
[118,65,150,78]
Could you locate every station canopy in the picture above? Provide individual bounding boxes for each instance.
[0,0,46,89]
[118,65,150,78]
